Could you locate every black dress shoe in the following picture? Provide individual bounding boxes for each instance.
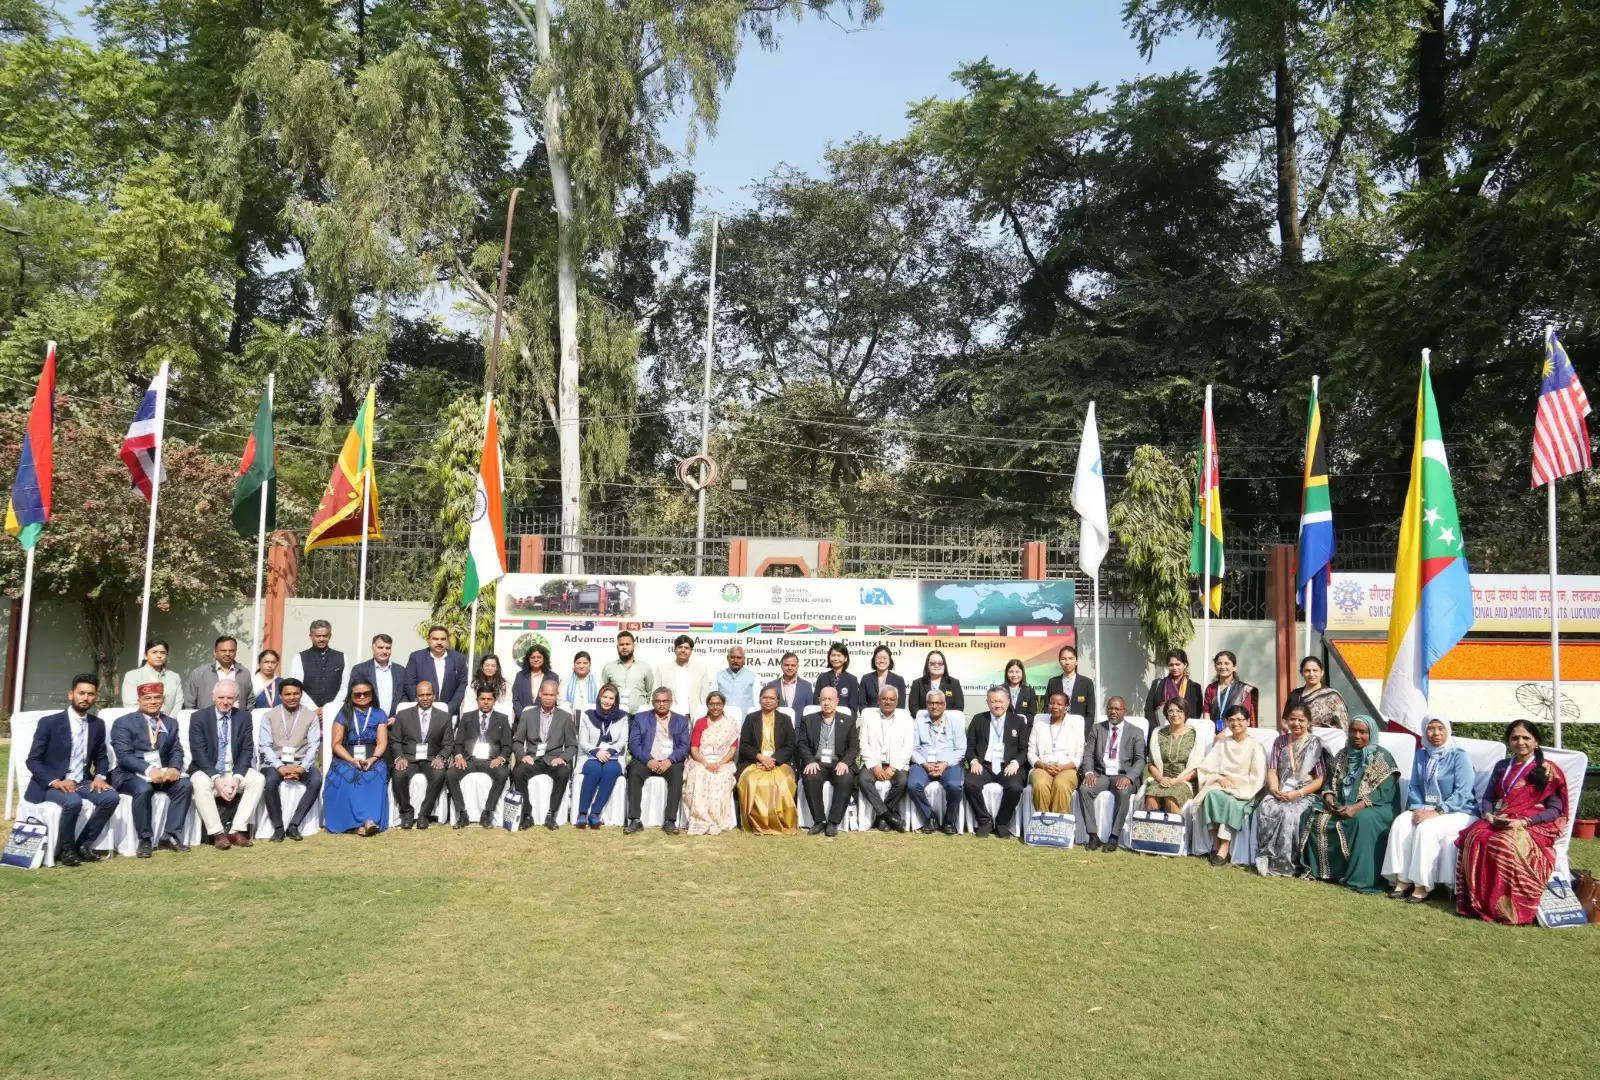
[1102,840,1119,854]
[480,813,495,829]
[158,835,189,853]
[918,822,937,835]
[544,814,559,831]
[807,822,827,836]
[662,822,679,836]
[974,823,993,839]
[940,823,958,836]
[76,845,103,863]
[416,818,430,830]
[873,818,889,831]
[992,827,1011,838]
[135,840,153,858]
[285,825,302,841]
[269,827,286,843]
[824,823,838,838]
[453,820,470,830]
[888,815,907,833]
[399,816,415,830]
[55,847,81,867]
[518,814,534,831]
[624,820,643,835]
[1084,835,1102,851]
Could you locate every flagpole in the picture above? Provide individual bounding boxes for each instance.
[1546,477,1563,747]
[464,391,493,681]
[1303,376,1318,660]
[1202,383,1212,672]
[135,360,170,656]
[354,386,374,691]
[248,373,274,675]
[1092,574,1101,691]
[5,545,35,817]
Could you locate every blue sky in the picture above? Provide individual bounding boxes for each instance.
[679,0,1218,214]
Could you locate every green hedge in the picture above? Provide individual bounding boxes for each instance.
[1452,721,1600,761]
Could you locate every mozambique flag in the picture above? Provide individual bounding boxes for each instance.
[305,385,381,552]
[1188,389,1224,614]
[1297,381,1334,631]
[231,384,277,538]
[5,341,56,551]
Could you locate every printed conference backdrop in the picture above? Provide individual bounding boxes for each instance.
[1324,572,1600,634]
[493,575,1076,698]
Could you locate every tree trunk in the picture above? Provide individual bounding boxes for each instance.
[534,0,584,573]
[82,598,124,707]
[1274,52,1303,266]
[1415,0,1447,182]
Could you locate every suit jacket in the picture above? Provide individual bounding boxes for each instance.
[737,710,797,770]
[858,671,908,710]
[1004,685,1038,718]
[908,676,965,716]
[25,710,110,802]
[187,705,256,776]
[628,710,691,764]
[963,709,1032,771]
[797,710,859,770]
[812,670,861,713]
[347,659,416,714]
[109,710,185,784]
[764,677,814,715]
[1044,673,1097,729]
[406,647,470,713]
[183,662,254,711]
[389,703,453,762]
[1080,719,1148,782]
[513,706,578,765]
[452,708,513,761]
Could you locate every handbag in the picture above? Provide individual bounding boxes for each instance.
[1024,811,1075,848]
[500,786,523,832]
[1536,875,1590,929]
[1571,870,1599,924]
[2,816,50,871]
[1129,809,1186,856]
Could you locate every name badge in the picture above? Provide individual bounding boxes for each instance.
[414,745,428,760]
[279,745,297,762]
[353,745,368,762]
[143,750,162,769]
[536,741,547,757]
[471,739,490,759]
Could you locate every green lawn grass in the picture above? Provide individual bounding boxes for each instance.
[1,801,1598,1080]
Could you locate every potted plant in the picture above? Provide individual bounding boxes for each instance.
[1575,789,1600,841]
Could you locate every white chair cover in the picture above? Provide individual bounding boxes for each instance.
[570,758,626,826]
[454,772,514,830]
[638,776,689,828]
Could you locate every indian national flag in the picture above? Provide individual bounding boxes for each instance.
[1188,387,1225,614]
[462,396,506,607]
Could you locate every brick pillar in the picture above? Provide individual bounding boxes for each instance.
[816,541,836,577]
[518,534,545,574]
[263,530,300,657]
[1267,544,1297,725]
[727,538,748,577]
[1022,541,1047,579]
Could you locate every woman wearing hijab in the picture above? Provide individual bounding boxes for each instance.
[573,683,628,828]
[859,645,907,710]
[907,651,964,715]
[512,643,555,719]
[1203,650,1257,733]
[322,679,390,836]
[682,691,739,836]
[736,685,799,834]
[1253,704,1325,877]
[1299,715,1400,892]
[1142,649,1203,724]
[1001,659,1038,718]
[1456,719,1571,925]
[1141,699,1202,813]
[1195,704,1267,865]
[1383,715,1477,903]
[1282,655,1348,730]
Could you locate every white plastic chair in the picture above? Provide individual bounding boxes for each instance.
[853,708,915,830]
[904,709,966,830]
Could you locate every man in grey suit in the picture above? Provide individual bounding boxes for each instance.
[183,635,254,710]
[511,679,577,830]
[388,680,452,829]
[1078,696,1147,853]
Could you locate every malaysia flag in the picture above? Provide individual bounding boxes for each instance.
[120,365,169,501]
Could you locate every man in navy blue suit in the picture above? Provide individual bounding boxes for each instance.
[406,625,468,714]
[623,687,690,835]
[110,682,194,858]
[187,680,264,849]
[25,674,119,867]
[347,633,415,716]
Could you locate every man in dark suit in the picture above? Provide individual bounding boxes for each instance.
[1044,644,1097,741]
[623,687,690,835]
[511,678,577,830]
[407,625,469,714]
[797,686,858,837]
[764,651,813,716]
[110,682,194,857]
[446,687,513,828]
[1078,696,1148,852]
[963,686,1032,838]
[25,674,119,866]
[187,680,264,849]
[389,679,452,829]
[348,633,414,716]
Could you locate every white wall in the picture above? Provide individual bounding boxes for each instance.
[1087,617,1280,723]
[279,599,435,666]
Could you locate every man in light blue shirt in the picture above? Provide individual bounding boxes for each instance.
[909,690,966,834]
[713,645,759,720]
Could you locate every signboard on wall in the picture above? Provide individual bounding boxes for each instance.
[1324,572,1600,634]
[493,575,1075,696]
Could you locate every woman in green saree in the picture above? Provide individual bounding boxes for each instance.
[1298,715,1400,893]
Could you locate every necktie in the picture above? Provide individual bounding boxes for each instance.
[1109,724,1120,759]
[220,714,231,774]
[480,713,489,737]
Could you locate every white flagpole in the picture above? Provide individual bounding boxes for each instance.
[1548,480,1563,748]
[248,373,274,675]
[464,391,493,682]
[5,545,36,817]
[135,360,170,656]
[1092,574,1101,692]
[1303,582,1312,659]
[1201,384,1212,671]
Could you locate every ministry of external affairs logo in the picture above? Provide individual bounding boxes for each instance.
[721,582,743,602]
[771,584,785,605]
[674,581,692,599]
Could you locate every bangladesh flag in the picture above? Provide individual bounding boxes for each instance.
[231,386,277,537]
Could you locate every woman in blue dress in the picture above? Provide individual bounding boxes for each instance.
[323,679,390,835]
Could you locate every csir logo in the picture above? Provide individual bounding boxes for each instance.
[721,582,743,602]
[674,581,692,599]
[859,587,893,606]
[1331,579,1364,615]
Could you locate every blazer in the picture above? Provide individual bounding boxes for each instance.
[628,710,691,765]
[963,709,1031,771]
[389,703,453,762]
[858,671,908,710]
[857,708,914,771]
[907,676,965,716]
[183,662,254,711]
[514,706,579,764]
[451,708,514,761]
[764,677,814,715]
[1003,684,1038,718]
[1080,719,1148,782]
[812,670,861,713]
[737,710,797,770]
[797,711,859,770]
[1044,672,1096,729]
[187,705,256,776]
[1143,677,1204,724]
[511,669,560,721]
[25,710,110,802]
[406,647,470,713]
[109,710,186,784]
[347,659,416,714]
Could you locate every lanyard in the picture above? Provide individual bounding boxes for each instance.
[990,715,1005,753]
[350,708,374,742]
[1216,682,1233,716]
[147,716,163,747]
[1501,758,1535,799]
[1047,721,1067,756]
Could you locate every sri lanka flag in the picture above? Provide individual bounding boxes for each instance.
[304,385,381,551]
[5,342,56,550]
[1297,382,1334,632]
[1379,356,1474,733]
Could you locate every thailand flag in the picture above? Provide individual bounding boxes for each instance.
[120,365,168,501]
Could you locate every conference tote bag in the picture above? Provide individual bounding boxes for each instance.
[1024,811,1075,848]
[1536,875,1590,929]
[1128,810,1186,856]
[2,816,49,871]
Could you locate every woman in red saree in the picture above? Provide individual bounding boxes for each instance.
[1455,720,1570,925]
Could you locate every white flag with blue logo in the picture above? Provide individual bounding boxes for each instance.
[1072,402,1109,578]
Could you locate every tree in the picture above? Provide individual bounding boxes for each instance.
[1110,446,1194,661]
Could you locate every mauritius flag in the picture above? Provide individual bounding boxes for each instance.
[4,342,55,550]
[1379,355,1474,733]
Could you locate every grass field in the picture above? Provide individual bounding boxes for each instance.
[2,738,1598,1080]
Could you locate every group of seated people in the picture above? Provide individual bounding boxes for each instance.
[24,631,1571,926]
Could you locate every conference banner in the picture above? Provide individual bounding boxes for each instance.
[493,575,1075,699]
[1324,572,1600,634]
